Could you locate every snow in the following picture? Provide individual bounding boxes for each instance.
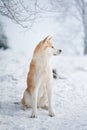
[0,49,87,130]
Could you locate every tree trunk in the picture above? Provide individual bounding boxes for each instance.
[84,31,87,55]
[83,6,87,55]
[83,14,87,55]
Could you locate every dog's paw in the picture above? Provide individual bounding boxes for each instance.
[49,112,55,117]
[31,113,37,118]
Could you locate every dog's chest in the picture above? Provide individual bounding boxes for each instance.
[34,68,52,90]
[38,66,52,77]
[34,58,53,84]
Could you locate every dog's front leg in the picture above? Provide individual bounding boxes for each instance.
[46,82,55,117]
[31,89,38,118]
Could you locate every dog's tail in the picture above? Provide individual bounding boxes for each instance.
[14,102,20,105]
[52,69,57,79]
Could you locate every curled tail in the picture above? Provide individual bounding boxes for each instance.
[52,69,57,79]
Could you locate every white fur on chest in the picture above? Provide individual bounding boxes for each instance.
[34,55,52,78]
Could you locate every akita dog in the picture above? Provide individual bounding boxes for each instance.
[21,36,62,118]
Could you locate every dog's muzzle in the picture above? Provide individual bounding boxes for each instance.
[53,49,62,55]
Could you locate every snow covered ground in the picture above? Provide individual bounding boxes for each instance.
[0,49,87,130]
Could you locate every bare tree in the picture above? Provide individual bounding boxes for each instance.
[0,0,63,28]
[50,0,87,54]
[74,0,87,55]
[0,0,40,28]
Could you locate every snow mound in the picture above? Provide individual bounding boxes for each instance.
[0,50,87,130]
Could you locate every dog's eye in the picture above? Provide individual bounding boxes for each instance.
[52,46,54,48]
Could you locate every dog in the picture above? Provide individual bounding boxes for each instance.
[21,36,62,118]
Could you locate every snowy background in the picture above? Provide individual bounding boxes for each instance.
[0,0,87,130]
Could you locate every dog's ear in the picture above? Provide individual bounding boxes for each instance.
[43,36,52,43]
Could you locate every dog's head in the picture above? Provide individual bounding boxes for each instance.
[42,36,62,56]
[34,36,62,57]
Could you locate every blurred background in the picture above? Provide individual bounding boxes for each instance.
[0,0,87,56]
[0,1,87,130]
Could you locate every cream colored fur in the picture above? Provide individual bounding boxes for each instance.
[21,36,61,118]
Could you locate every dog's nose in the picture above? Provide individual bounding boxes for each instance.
[59,49,62,53]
